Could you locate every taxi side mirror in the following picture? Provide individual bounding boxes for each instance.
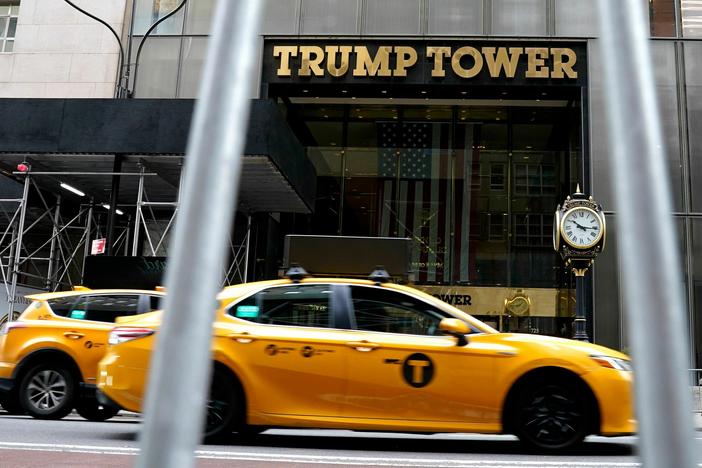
[439,318,469,346]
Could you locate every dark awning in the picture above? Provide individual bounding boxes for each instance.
[0,98,315,214]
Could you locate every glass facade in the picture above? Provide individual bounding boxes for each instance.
[125,0,702,358]
[285,98,582,335]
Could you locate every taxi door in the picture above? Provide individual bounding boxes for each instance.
[215,283,351,418]
[51,293,155,382]
[341,285,501,426]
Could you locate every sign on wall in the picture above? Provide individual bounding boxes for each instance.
[263,40,587,86]
[0,284,45,322]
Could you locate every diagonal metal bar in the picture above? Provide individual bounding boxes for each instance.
[136,0,263,466]
[153,209,178,254]
[137,208,158,256]
[0,209,54,258]
[596,1,695,467]
[53,227,89,289]
[16,209,86,268]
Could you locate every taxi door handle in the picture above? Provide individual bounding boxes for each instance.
[228,332,256,344]
[346,341,380,352]
[63,332,84,340]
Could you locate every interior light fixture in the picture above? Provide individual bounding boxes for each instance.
[102,203,124,215]
[59,182,85,197]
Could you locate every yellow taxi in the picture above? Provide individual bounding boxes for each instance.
[0,287,164,421]
[97,268,635,451]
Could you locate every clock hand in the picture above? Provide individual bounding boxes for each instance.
[572,221,587,231]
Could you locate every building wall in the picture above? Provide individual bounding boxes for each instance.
[123,0,702,353]
[1,0,699,355]
[0,0,126,98]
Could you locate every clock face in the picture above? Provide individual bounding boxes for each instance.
[560,207,603,249]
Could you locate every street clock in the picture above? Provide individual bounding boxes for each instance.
[553,185,606,342]
[554,185,606,264]
[560,206,604,250]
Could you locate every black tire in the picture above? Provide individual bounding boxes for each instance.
[0,392,25,415]
[204,369,241,442]
[19,363,76,420]
[75,399,120,422]
[512,379,589,452]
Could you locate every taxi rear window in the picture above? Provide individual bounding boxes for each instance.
[230,284,332,328]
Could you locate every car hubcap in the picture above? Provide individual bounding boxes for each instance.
[27,370,67,411]
[206,390,230,433]
[521,386,582,446]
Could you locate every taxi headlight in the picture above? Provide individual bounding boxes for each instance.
[590,354,633,371]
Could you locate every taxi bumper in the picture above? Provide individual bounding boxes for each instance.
[582,367,637,435]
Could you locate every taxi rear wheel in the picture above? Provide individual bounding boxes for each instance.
[204,369,241,442]
[19,363,76,420]
[512,379,589,451]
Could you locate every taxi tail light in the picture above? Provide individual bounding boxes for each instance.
[108,327,155,345]
[0,322,26,336]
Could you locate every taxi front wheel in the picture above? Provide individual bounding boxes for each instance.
[512,379,590,451]
[19,363,76,420]
[204,369,241,442]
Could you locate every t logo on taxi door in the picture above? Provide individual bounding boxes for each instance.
[402,353,434,388]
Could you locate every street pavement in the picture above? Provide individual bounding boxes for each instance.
[0,410,655,468]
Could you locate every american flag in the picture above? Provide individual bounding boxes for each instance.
[376,121,479,284]
[378,122,432,179]
[377,121,447,282]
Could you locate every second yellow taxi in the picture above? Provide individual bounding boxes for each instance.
[97,268,635,451]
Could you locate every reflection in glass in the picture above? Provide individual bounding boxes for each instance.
[133,0,185,35]
[287,101,581,334]
[693,220,702,367]
[686,42,702,211]
[682,0,702,37]
[650,0,676,36]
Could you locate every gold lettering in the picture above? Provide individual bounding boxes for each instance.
[451,46,483,79]
[482,47,523,78]
[394,46,418,77]
[551,48,578,79]
[273,46,298,77]
[353,46,393,77]
[525,47,549,78]
[408,360,430,383]
[426,46,451,77]
[325,45,353,77]
[299,46,325,76]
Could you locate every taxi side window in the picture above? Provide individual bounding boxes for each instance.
[64,295,141,322]
[350,286,449,336]
[47,296,79,317]
[231,284,332,328]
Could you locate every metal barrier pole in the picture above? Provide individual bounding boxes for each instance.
[596,2,695,467]
[45,196,61,290]
[7,174,30,322]
[81,201,93,282]
[131,167,145,256]
[135,0,263,467]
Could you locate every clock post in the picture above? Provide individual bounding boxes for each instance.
[553,185,606,342]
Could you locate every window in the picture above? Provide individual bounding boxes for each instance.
[0,2,19,53]
[350,286,451,336]
[230,285,332,328]
[48,294,158,323]
[514,163,555,195]
[514,214,552,247]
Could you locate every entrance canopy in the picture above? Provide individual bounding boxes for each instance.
[0,98,315,214]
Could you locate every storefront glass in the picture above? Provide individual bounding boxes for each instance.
[288,98,582,336]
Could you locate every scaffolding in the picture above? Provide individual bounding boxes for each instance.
[0,168,252,322]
